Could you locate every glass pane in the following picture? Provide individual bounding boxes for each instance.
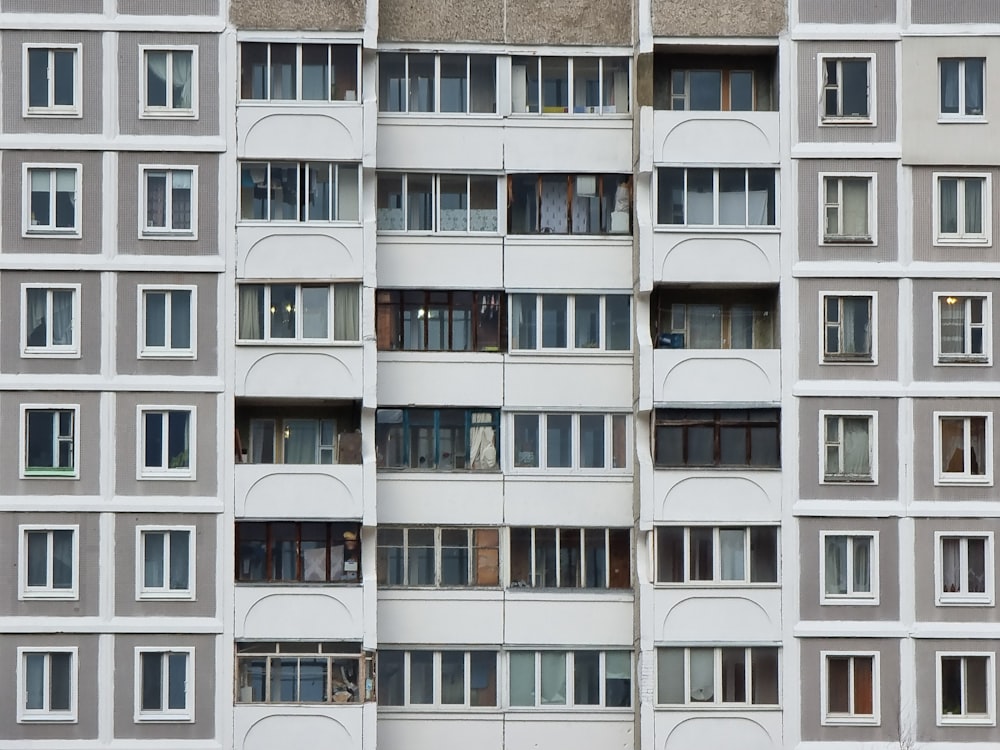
[440,55,468,112]
[146,51,168,107]
[721,648,746,702]
[144,532,165,588]
[514,414,540,468]
[169,530,190,590]
[301,286,329,339]
[546,414,572,468]
[49,652,71,710]
[730,71,753,110]
[408,652,433,704]
[301,45,329,100]
[689,70,722,110]
[541,295,567,348]
[377,651,404,705]
[689,649,715,702]
[269,44,296,100]
[574,651,600,705]
[827,657,850,713]
[408,55,435,112]
[470,652,497,706]
[53,50,75,107]
[170,290,192,349]
[841,60,869,117]
[540,652,566,704]
[579,414,605,468]
[167,653,187,709]
[657,648,684,704]
[440,651,465,704]
[689,528,713,581]
[605,651,631,707]
[575,295,600,348]
[509,652,535,706]
[141,653,162,710]
[28,49,49,108]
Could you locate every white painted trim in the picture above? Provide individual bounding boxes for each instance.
[21,162,83,239]
[817,289,879,366]
[136,284,199,360]
[817,171,879,247]
[933,410,994,486]
[818,410,879,485]
[935,651,996,726]
[934,530,995,607]
[133,647,196,723]
[819,650,881,726]
[16,646,79,723]
[17,524,80,601]
[818,530,880,606]
[932,172,992,247]
[19,403,81,480]
[816,53,878,128]
[135,525,197,601]
[19,282,82,359]
[137,44,200,121]
[137,164,199,241]
[135,405,197,481]
[932,291,993,366]
[22,43,83,119]
[937,56,987,124]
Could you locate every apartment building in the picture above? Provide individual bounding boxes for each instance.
[8,1,1000,750]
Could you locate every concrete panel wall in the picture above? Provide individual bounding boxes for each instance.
[652,0,784,38]
[231,0,366,31]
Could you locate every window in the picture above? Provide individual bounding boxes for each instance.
[138,408,194,480]
[656,646,779,706]
[138,528,194,599]
[936,294,990,364]
[936,413,991,484]
[379,52,496,113]
[820,56,872,123]
[822,174,875,243]
[237,522,362,583]
[377,527,500,587]
[376,173,498,232]
[17,648,77,723]
[655,526,778,585]
[511,413,630,471]
[237,403,361,466]
[141,167,195,237]
[24,45,80,116]
[19,526,78,600]
[22,284,80,357]
[508,651,631,708]
[510,56,629,114]
[510,294,631,351]
[664,58,774,111]
[378,650,499,707]
[509,528,631,589]
[821,532,878,604]
[822,653,878,725]
[935,174,990,245]
[135,649,192,722]
[237,282,360,342]
[508,174,632,234]
[375,408,499,472]
[22,406,78,478]
[822,294,874,362]
[241,42,359,102]
[240,162,360,222]
[139,287,195,358]
[822,412,876,483]
[940,58,985,119]
[376,290,504,352]
[25,165,80,236]
[142,47,196,117]
[653,409,780,468]
[237,642,374,703]
[938,653,994,725]
[937,533,993,605]
[652,289,776,349]
[656,168,777,228]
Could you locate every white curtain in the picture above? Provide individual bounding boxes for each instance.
[720,529,745,581]
[144,532,165,587]
[26,288,46,345]
[333,284,359,341]
[940,299,965,354]
[842,179,869,237]
[852,538,871,593]
[539,652,566,705]
[52,290,74,346]
[172,52,193,109]
[941,538,961,592]
[841,417,871,476]
[841,296,869,354]
[470,412,497,470]
[239,286,263,339]
[284,419,318,464]
[249,419,275,464]
[825,536,847,595]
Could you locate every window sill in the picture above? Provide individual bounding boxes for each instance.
[20,590,79,601]
[24,109,82,119]
[137,591,196,600]
[135,714,194,723]
[653,225,779,234]
[139,350,197,360]
[819,118,875,127]
[935,357,991,367]
[23,229,82,239]
[822,237,874,245]
[821,477,876,484]
[822,715,879,727]
[138,472,196,482]
[22,469,78,479]
[820,596,879,606]
[935,475,993,486]
[936,596,995,607]
[139,110,198,120]
[938,716,995,727]
[21,349,81,359]
[933,237,991,247]
[937,116,987,124]
[140,231,198,241]
[18,714,78,723]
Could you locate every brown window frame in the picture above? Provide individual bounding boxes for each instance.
[236,521,361,583]
[653,409,781,468]
[375,290,505,352]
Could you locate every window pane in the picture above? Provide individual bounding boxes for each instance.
[169,530,190,590]
[686,169,714,224]
[750,648,779,704]
[440,55,468,113]
[718,169,746,225]
[441,529,470,586]
[408,652,433,704]
[269,284,296,338]
[28,49,49,108]
[378,651,404,705]
[144,532,165,588]
[579,414,605,468]
[689,70,722,110]
[269,44,296,100]
[440,651,465,704]
[841,60,869,117]
[301,45,329,100]
[25,653,45,709]
[574,651,600,705]
[575,295,600,348]
[827,656,850,713]
[514,414,540,468]
[541,295,567,348]
[470,652,497,706]
[141,653,162,710]
[170,290,192,349]
[689,528,713,581]
[941,59,960,114]
[721,648,746,702]
[689,649,714,702]
[53,50,75,107]
[719,528,745,581]
[144,412,163,468]
[546,415,572,468]
[540,652,566,704]
[49,652,71,711]
[408,55,435,112]
[301,286,329,339]
[657,648,684,704]
[509,652,535,706]
[967,656,989,714]
[167,653,187,709]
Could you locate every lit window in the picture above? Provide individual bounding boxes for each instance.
[655,526,778,584]
[377,527,500,587]
[507,651,631,708]
[22,406,78,478]
[378,650,500,707]
[822,174,874,243]
[510,294,631,351]
[823,653,878,725]
[935,413,991,485]
[142,47,196,117]
[656,167,777,228]
[25,45,80,116]
[140,287,195,358]
[141,168,195,237]
[822,294,874,362]
[237,642,374,703]
[241,42,359,102]
[509,528,631,589]
[935,174,990,245]
[24,165,80,236]
[139,408,194,480]
[820,56,872,123]
[22,284,80,357]
[19,526,78,599]
[936,294,990,364]
[656,646,779,706]
[135,649,193,722]
[822,413,876,483]
[821,532,877,604]
[938,653,994,725]
[237,282,360,342]
[18,648,77,723]
[937,533,993,605]
[138,528,194,599]
[940,58,985,119]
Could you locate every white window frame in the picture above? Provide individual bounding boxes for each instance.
[819,410,878,484]
[136,406,196,481]
[819,172,877,245]
[818,53,876,126]
[134,647,195,722]
[240,41,362,103]
[136,526,196,600]
[653,525,780,586]
[819,531,879,605]
[20,404,80,479]
[139,45,198,119]
[17,647,78,723]
[18,525,79,600]
[652,166,779,230]
[138,165,198,239]
[935,532,994,606]
[819,291,877,365]
[820,651,880,726]
[21,282,81,358]
[507,650,633,708]
[137,285,198,359]
[939,57,986,122]
[23,43,82,118]
[508,293,633,353]
[934,292,992,365]
[23,163,82,238]
[933,173,991,246]
[236,282,361,343]
[934,411,993,485]
[239,161,363,223]
[654,646,780,707]
[936,652,995,726]
[509,412,631,473]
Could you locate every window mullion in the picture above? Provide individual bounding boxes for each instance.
[683,528,691,583]
[713,170,720,225]
[434,528,442,586]
[529,529,536,585]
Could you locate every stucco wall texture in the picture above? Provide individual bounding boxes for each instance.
[230,0,366,30]
[379,0,632,45]
[652,0,785,37]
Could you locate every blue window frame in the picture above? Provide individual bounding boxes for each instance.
[375,408,500,471]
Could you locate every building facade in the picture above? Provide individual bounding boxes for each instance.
[5,1,1000,750]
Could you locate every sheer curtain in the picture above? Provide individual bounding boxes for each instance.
[539,652,566,705]
[470,412,497,470]
[144,532,165,587]
[841,297,869,355]
[941,538,961,592]
[939,178,959,234]
[825,535,847,595]
[249,420,275,464]
[52,290,73,346]
[26,289,47,346]
[964,177,983,233]
[333,284,360,341]
[841,417,871,476]
[172,52,193,109]
[239,286,263,339]
[852,538,871,594]
[720,529,745,581]
[842,179,869,237]
[284,419,318,464]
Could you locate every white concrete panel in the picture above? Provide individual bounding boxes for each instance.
[236,347,364,398]
[236,586,364,639]
[238,105,364,160]
[504,477,634,527]
[653,233,779,285]
[503,716,634,750]
[653,472,782,523]
[376,119,504,171]
[377,716,503,750]
[655,712,781,750]
[654,589,782,643]
[504,120,632,172]
[236,464,364,519]
[504,237,633,290]
[653,350,781,405]
[238,227,365,280]
[236,706,363,750]
[375,236,504,289]
[504,595,634,646]
[377,355,503,407]
[504,358,633,409]
[653,111,780,165]
[376,593,504,645]
[376,475,504,525]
